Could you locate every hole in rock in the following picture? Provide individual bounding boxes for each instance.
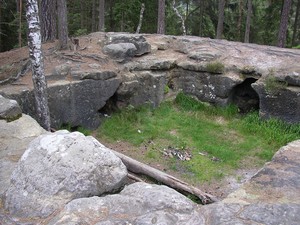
[98,93,118,117]
[229,78,259,113]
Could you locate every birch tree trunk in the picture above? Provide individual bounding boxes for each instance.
[57,0,68,49]
[244,0,252,43]
[157,0,165,34]
[99,0,105,31]
[136,3,145,34]
[172,0,186,35]
[216,0,226,39]
[25,0,51,131]
[277,0,292,47]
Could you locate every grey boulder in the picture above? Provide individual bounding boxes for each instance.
[4,131,127,219]
[48,182,203,224]
[0,95,22,121]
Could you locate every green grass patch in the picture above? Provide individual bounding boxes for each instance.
[97,93,300,182]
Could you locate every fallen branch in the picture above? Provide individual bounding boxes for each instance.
[111,150,218,204]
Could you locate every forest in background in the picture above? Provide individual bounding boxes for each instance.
[0,0,299,53]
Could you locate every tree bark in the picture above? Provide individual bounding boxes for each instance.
[111,149,218,204]
[277,0,292,47]
[136,3,145,34]
[57,0,68,49]
[216,0,226,39]
[237,0,243,41]
[244,0,252,43]
[292,0,300,46]
[0,2,2,52]
[198,0,204,36]
[25,0,51,131]
[172,0,186,35]
[99,0,105,31]
[92,0,96,32]
[157,0,165,34]
[41,0,57,42]
[19,0,22,47]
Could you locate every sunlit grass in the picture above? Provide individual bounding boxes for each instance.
[97,92,300,182]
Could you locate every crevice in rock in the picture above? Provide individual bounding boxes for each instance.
[98,93,119,117]
[229,78,259,113]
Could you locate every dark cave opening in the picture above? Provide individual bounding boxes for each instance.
[229,78,259,114]
[98,93,119,117]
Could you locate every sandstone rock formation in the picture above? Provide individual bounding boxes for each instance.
[0,96,299,224]
[4,131,127,219]
[1,32,299,128]
[0,95,22,121]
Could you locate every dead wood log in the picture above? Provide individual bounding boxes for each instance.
[111,150,218,204]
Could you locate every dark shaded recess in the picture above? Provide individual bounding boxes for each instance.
[229,78,259,113]
[98,93,119,116]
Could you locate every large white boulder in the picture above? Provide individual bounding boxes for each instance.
[4,131,127,218]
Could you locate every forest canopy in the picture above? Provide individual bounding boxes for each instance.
[0,0,299,52]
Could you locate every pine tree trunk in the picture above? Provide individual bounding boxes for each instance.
[99,0,105,31]
[216,0,226,39]
[25,0,51,131]
[244,0,252,43]
[198,0,204,36]
[19,0,22,47]
[136,3,145,34]
[92,0,96,32]
[292,0,300,46]
[238,0,243,41]
[0,3,2,52]
[277,0,292,47]
[157,0,165,34]
[41,0,57,42]
[57,0,68,49]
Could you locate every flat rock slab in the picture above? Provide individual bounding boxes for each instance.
[201,140,300,225]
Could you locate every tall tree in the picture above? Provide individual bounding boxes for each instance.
[237,0,244,41]
[18,0,22,47]
[244,0,252,43]
[92,0,96,32]
[157,0,165,34]
[172,0,186,35]
[0,2,2,52]
[41,0,57,42]
[216,0,226,39]
[292,0,300,46]
[136,3,145,34]
[57,0,68,49]
[99,0,105,31]
[25,0,51,131]
[277,0,292,47]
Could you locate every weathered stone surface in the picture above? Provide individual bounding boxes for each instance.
[0,114,46,197]
[104,33,151,56]
[2,77,121,129]
[103,43,137,62]
[80,70,117,80]
[47,182,203,224]
[4,131,127,219]
[125,57,177,71]
[200,140,300,225]
[118,71,166,107]
[0,95,22,121]
[253,81,300,123]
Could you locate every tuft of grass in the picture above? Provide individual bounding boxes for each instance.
[97,93,300,182]
[60,123,91,136]
[264,70,288,95]
[205,61,225,74]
